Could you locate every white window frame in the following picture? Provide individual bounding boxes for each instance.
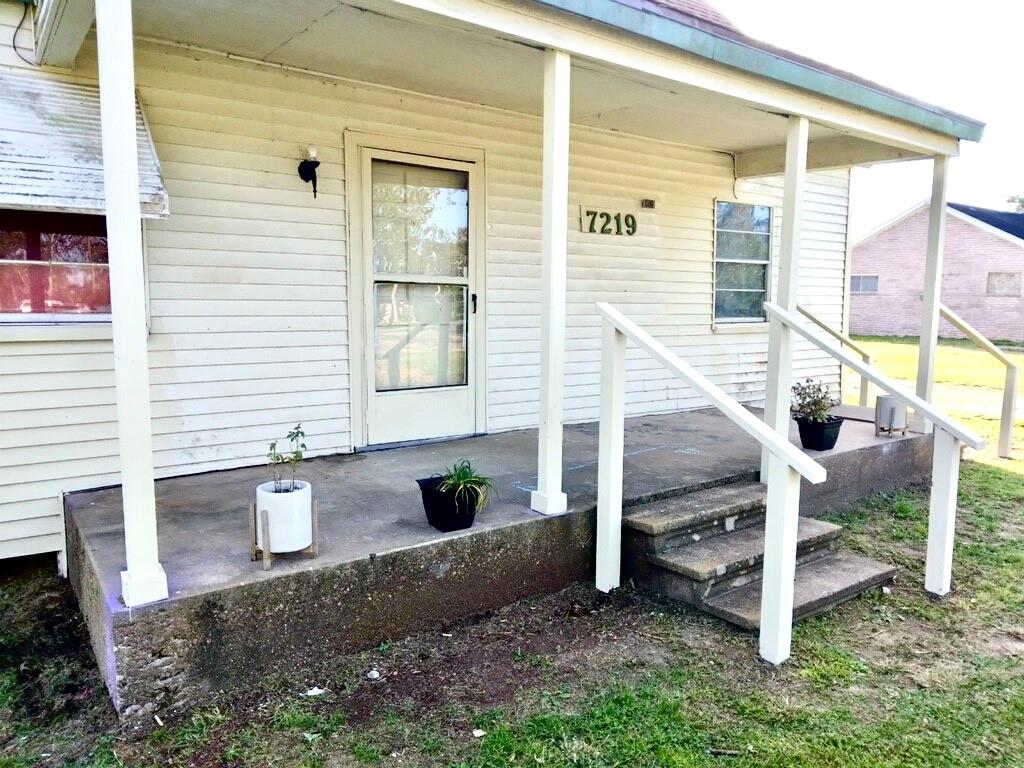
[712,198,773,327]
[851,275,879,294]
[986,271,1021,297]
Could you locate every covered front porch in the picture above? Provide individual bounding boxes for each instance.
[16,0,985,703]
[65,408,930,714]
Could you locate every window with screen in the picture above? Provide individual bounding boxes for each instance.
[851,275,879,294]
[0,211,110,321]
[714,201,771,322]
[986,272,1021,297]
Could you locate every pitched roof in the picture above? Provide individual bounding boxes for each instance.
[646,1,739,33]
[534,0,985,142]
[949,203,1024,242]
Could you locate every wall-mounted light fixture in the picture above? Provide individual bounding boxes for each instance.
[298,145,321,198]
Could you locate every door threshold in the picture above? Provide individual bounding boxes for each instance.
[357,433,484,453]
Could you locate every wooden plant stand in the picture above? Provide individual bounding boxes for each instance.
[249,499,319,570]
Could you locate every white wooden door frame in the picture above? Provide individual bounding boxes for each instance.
[344,130,488,449]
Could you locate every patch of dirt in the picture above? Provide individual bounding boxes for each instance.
[973,629,1024,658]
[335,586,657,725]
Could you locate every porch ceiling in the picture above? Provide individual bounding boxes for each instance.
[129,0,912,169]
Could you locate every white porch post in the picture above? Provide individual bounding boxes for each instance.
[758,115,808,665]
[925,427,961,595]
[761,115,809,478]
[914,156,949,431]
[96,0,168,607]
[531,48,571,515]
[595,320,626,592]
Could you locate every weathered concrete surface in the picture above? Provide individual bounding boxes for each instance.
[65,409,929,717]
[702,551,897,630]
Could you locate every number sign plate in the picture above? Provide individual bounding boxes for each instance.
[580,206,638,236]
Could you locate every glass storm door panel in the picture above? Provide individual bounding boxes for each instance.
[364,156,478,445]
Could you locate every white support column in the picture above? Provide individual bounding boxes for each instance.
[759,459,802,664]
[998,366,1018,459]
[914,156,949,432]
[532,48,571,516]
[925,428,961,595]
[595,321,626,592]
[761,116,809,480]
[96,0,168,607]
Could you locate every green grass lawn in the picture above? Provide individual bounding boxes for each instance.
[2,339,1022,767]
[843,335,1024,464]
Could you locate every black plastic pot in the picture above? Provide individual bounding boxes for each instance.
[416,476,479,532]
[795,416,844,451]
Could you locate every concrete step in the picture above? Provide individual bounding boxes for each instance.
[623,481,766,553]
[650,516,842,583]
[701,551,896,631]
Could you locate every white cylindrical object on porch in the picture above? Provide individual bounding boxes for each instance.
[875,394,907,432]
[255,480,313,552]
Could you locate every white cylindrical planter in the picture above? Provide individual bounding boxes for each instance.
[875,394,908,436]
[255,480,313,552]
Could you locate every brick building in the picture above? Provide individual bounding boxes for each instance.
[850,203,1024,342]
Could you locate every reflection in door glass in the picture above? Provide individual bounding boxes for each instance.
[374,283,467,391]
[371,160,469,277]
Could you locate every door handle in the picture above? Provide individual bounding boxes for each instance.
[471,293,478,314]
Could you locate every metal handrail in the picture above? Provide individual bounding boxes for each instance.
[598,303,826,482]
[765,302,985,449]
[939,303,1018,458]
[796,304,873,407]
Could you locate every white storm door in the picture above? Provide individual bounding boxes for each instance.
[363,151,479,445]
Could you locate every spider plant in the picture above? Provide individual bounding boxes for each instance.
[437,459,494,512]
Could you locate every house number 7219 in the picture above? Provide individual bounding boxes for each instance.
[582,208,638,236]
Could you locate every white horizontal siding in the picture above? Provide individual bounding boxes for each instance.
[0,20,848,560]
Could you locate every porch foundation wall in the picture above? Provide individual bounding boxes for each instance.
[67,508,594,719]
[70,424,931,719]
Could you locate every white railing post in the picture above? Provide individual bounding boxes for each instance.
[925,428,961,595]
[1000,366,1018,459]
[759,458,802,664]
[532,47,571,516]
[915,156,949,432]
[859,357,872,408]
[765,301,986,599]
[937,303,1017,459]
[96,0,168,607]
[595,320,627,592]
[762,115,808,480]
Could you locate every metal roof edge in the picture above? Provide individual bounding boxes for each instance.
[533,0,985,143]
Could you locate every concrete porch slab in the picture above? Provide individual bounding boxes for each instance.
[64,408,931,718]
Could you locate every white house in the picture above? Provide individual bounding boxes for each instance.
[0,0,988,706]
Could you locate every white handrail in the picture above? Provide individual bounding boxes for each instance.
[796,304,873,408]
[939,303,1018,459]
[765,302,985,450]
[598,303,827,483]
[593,302,826,668]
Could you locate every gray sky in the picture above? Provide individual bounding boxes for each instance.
[712,0,1022,240]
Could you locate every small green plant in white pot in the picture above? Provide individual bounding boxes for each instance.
[256,423,312,552]
[791,379,843,451]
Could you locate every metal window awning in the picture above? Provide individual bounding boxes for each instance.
[0,71,169,219]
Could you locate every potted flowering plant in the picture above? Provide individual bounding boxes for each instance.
[255,423,312,552]
[416,459,493,533]
[791,379,843,451]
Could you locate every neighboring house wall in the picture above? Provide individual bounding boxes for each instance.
[850,206,1024,342]
[0,3,849,560]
